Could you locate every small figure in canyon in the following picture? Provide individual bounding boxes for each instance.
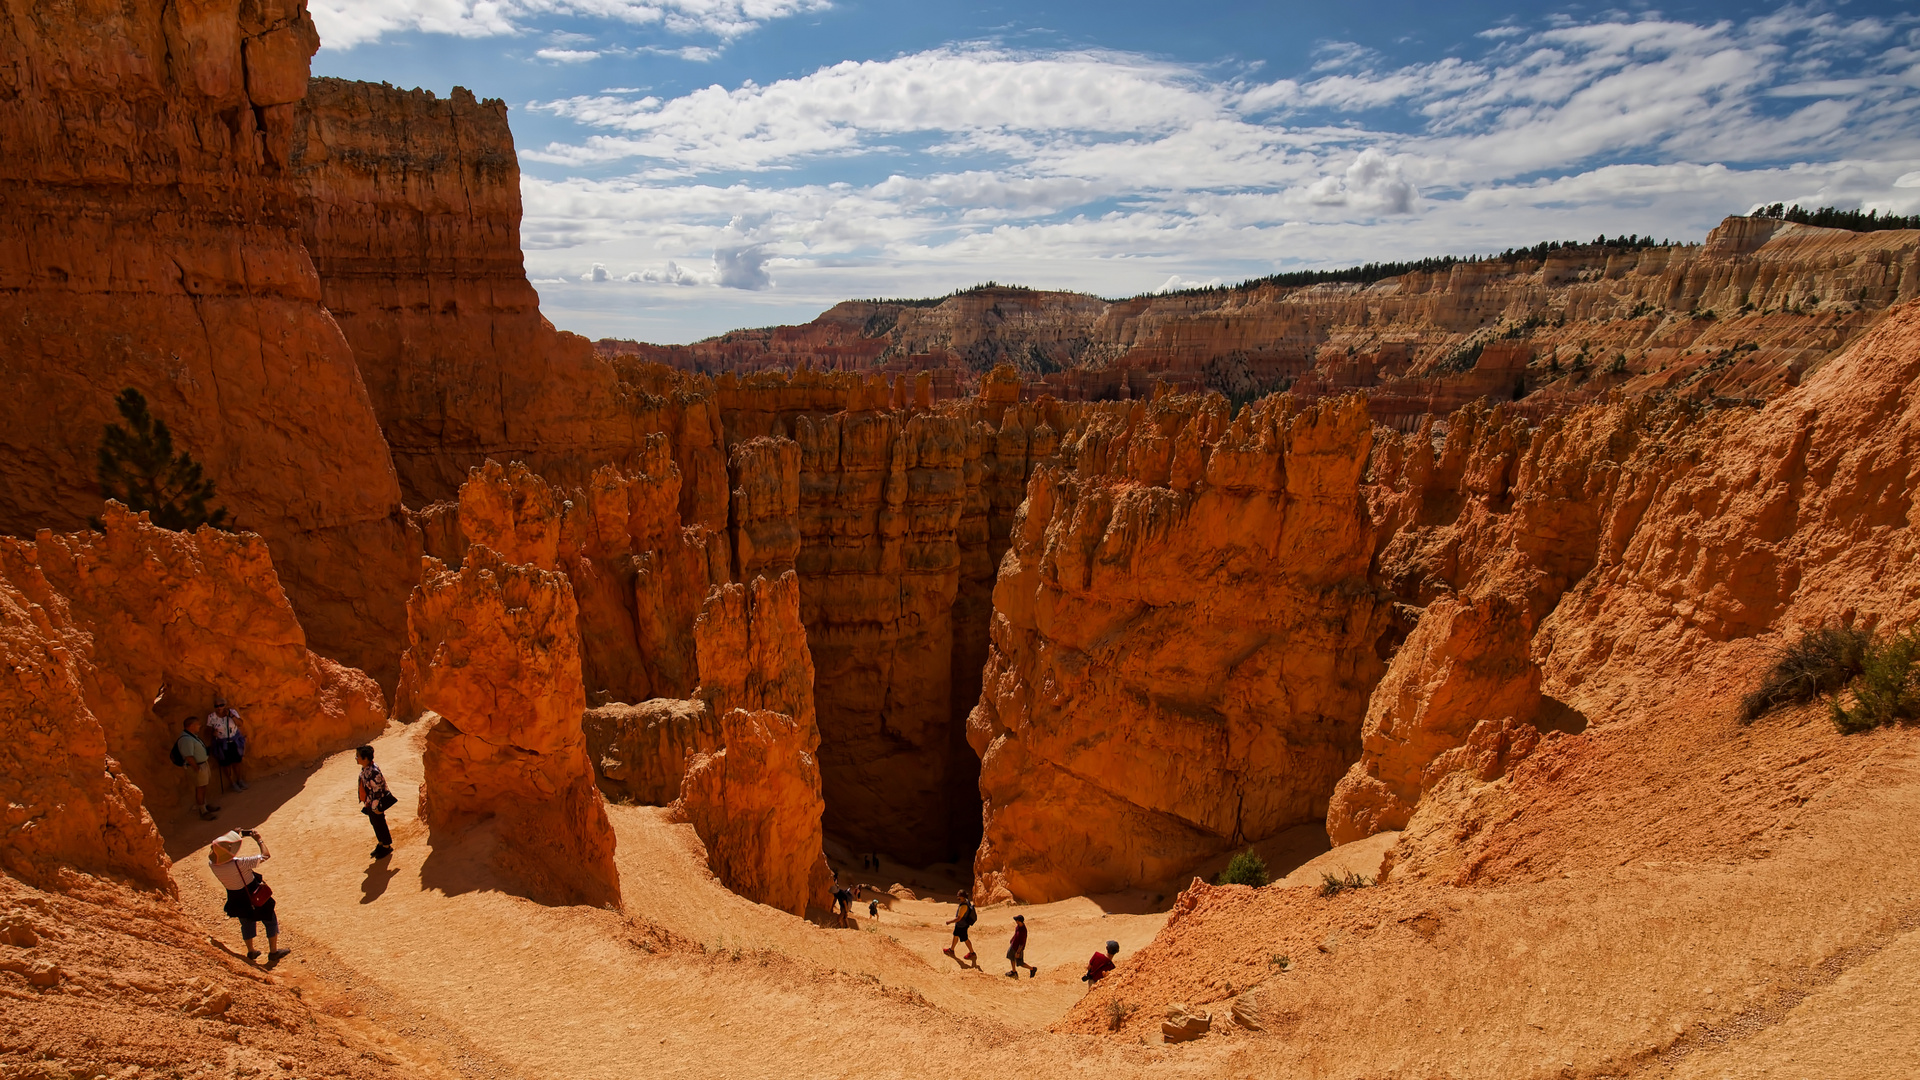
[174,715,219,820]
[1081,940,1119,990]
[1005,914,1037,979]
[356,745,396,859]
[832,883,854,928]
[943,889,978,964]
[206,697,249,792]
[868,897,879,919]
[209,828,287,962]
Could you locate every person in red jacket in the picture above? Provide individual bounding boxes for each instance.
[1081,940,1119,989]
[1004,914,1037,979]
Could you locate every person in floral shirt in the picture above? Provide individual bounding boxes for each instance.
[355,745,395,859]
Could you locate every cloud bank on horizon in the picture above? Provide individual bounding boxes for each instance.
[311,1,1920,343]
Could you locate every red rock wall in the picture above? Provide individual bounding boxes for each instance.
[0,0,419,689]
[434,450,721,708]
[291,79,733,510]
[969,394,1390,901]
[674,572,830,914]
[1318,299,1920,861]
[0,505,388,885]
[1,505,387,819]
[0,566,168,890]
[405,545,620,907]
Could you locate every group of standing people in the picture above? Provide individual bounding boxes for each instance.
[172,698,249,821]
[198,730,399,964]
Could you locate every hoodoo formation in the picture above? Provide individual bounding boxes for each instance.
[4,1,1920,1077]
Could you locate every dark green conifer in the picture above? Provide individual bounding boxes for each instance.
[94,388,230,531]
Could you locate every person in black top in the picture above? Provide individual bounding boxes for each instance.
[942,889,978,964]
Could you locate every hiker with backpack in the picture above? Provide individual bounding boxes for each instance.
[942,889,978,965]
[172,715,219,820]
[832,883,854,928]
[1005,914,1037,979]
[208,828,286,962]
[356,745,396,859]
[205,697,249,793]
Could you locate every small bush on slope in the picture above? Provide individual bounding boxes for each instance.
[1319,871,1372,898]
[1740,625,1870,723]
[1830,628,1920,733]
[1216,850,1269,888]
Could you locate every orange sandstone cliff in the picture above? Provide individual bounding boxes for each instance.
[673,572,831,915]
[2,504,386,825]
[969,394,1390,901]
[0,0,418,687]
[291,78,723,506]
[404,546,621,907]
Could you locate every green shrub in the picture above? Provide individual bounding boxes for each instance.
[1319,870,1372,898]
[1216,849,1269,888]
[1830,628,1920,733]
[1740,625,1870,723]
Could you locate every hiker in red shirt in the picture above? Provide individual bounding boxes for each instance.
[1081,940,1119,989]
[1004,913,1037,979]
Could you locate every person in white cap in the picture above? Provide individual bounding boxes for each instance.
[208,828,286,962]
[205,696,249,793]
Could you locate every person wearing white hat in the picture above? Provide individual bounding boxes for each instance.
[208,828,286,961]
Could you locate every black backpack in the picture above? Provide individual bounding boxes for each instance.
[959,902,978,929]
[169,733,199,767]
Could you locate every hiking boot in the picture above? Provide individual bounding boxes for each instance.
[1029,968,1038,978]
[199,809,219,820]
[246,949,260,962]
[1004,970,1017,978]
[941,947,954,956]
[206,804,222,813]
[965,952,977,961]
[234,781,250,792]
[268,948,291,960]
[371,845,392,858]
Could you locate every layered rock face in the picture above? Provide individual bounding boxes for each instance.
[0,0,418,687]
[0,565,167,890]
[1539,298,1920,695]
[446,450,720,706]
[673,572,830,914]
[292,79,725,506]
[1323,300,1920,856]
[969,394,1390,901]
[0,505,386,822]
[1325,595,1541,844]
[405,546,620,907]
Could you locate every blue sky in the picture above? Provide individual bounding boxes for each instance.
[311,1,1920,344]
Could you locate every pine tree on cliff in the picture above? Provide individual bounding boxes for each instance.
[94,388,230,531]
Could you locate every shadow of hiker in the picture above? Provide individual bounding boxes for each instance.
[361,856,399,905]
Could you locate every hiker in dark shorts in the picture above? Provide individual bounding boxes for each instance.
[942,889,977,964]
[356,746,395,859]
[832,883,854,928]
[1005,913,1037,978]
[1081,940,1119,990]
[208,829,286,962]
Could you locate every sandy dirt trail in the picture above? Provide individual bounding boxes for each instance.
[165,724,1226,1079]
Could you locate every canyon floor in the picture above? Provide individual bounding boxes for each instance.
[116,684,1914,1080]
